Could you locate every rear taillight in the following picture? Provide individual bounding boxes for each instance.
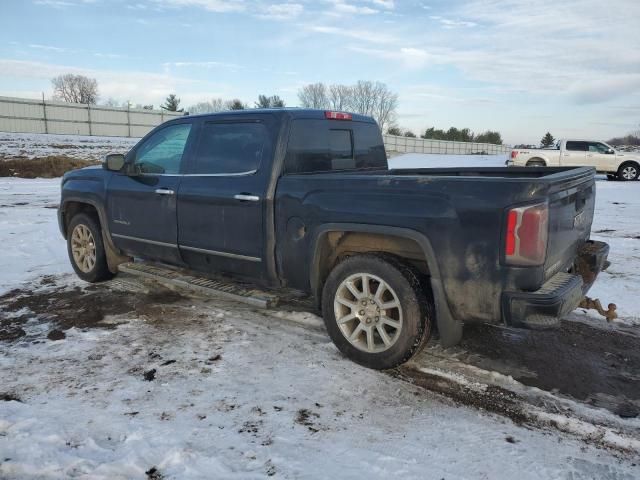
[511,150,518,159]
[325,111,352,120]
[504,202,549,266]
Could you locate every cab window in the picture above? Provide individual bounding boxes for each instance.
[588,142,610,153]
[191,122,269,174]
[566,141,587,152]
[134,123,192,174]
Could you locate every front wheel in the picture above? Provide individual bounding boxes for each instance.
[322,254,432,370]
[618,162,639,181]
[67,213,113,282]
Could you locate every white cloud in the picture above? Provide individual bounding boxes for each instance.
[305,24,396,44]
[369,0,394,8]
[429,15,476,28]
[151,0,246,12]
[257,3,304,20]
[28,44,68,53]
[163,60,244,71]
[327,1,377,15]
[0,59,205,105]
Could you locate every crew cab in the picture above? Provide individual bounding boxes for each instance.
[58,109,610,369]
[508,139,640,181]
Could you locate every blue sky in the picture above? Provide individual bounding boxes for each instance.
[1,0,639,144]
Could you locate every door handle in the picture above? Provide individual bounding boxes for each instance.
[155,188,175,195]
[234,194,260,202]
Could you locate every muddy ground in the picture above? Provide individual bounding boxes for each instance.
[1,276,638,423]
[0,155,96,178]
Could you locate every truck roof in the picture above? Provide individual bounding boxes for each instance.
[178,108,377,124]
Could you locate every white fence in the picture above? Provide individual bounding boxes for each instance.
[383,134,511,155]
[0,96,183,138]
[0,95,510,154]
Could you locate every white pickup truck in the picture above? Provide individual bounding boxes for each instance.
[508,140,640,181]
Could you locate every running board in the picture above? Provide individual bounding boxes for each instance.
[117,262,279,309]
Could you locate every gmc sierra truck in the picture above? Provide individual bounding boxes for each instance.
[509,139,640,181]
[58,109,610,369]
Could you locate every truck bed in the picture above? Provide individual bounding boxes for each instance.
[275,165,596,325]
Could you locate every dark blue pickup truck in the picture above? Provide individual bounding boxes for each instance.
[58,109,609,369]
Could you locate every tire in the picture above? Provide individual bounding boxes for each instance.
[606,174,618,181]
[321,254,432,370]
[617,162,639,181]
[526,159,546,167]
[67,213,113,283]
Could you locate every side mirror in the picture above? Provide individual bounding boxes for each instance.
[103,153,125,172]
[606,149,615,154]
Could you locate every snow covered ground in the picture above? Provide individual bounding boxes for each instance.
[1,164,639,478]
[0,132,138,161]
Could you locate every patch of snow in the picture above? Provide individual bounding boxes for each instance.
[0,178,74,294]
[583,177,640,325]
[0,131,138,161]
[2,298,638,479]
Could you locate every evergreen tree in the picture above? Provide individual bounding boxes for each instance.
[162,94,182,112]
[541,132,556,147]
[226,99,247,110]
[386,126,402,136]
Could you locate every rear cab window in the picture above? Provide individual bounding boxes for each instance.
[566,141,588,151]
[284,119,387,174]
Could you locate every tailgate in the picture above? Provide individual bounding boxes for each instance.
[544,169,595,280]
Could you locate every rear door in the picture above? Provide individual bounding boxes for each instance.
[177,115,276,280]
[561,141,587,166]
[107,121,194,264]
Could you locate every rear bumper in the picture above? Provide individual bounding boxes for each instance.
[502,240,609,329]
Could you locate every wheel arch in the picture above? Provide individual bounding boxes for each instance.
[309,223,463,346]
[526,157,547,166]
[60,197,130,273]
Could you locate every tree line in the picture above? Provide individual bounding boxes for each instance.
[49,73,506,146]
[387,126,503,145]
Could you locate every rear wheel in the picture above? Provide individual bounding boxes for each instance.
[617,162,639,181]
[526,159,546,167]
[322,254,432,370]
[67,213,113,282]
[607,174,618,181]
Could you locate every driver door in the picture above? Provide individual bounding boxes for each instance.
[107,121,194,264]
[586,142,616,172]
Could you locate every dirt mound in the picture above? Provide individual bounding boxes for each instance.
[0,155,97,178]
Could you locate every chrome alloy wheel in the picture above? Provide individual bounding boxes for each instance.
[71,224,97,273]
[621,165,638,180]
[333,273,403,353]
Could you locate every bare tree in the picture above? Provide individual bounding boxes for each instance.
[372,83,398,132]
[298,80,399,131]
[298,82,329,109]
[350,80,378,117]
[328,84,352,110]
[188,98,225,114]
[52,74,99,104]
